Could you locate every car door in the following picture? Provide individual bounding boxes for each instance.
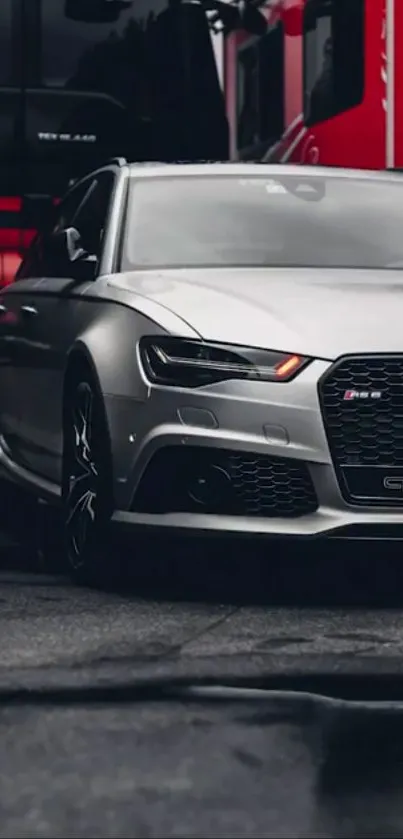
[0,280,32,458]
[0,209,71,463]
[6,180,92,474]
[13,171,116,484]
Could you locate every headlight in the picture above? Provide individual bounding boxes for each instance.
[139,337,310,388]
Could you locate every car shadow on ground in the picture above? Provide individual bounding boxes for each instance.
[118,534,403,608]
[0,489,402,609]
[3,528,402,609]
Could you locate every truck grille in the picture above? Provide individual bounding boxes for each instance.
[319,355,403,505]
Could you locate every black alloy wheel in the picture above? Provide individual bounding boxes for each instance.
[62,374,116,586]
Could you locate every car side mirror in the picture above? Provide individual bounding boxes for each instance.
[46,227,97,282]
[71,252,98,282]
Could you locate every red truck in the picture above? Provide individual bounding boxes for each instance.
[224,0,400,171]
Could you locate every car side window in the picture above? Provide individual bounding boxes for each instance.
[16,181,92,280]
[70,172,115,262]
[16,172,115,281]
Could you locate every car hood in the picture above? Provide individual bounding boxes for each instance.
[109,267,403,358]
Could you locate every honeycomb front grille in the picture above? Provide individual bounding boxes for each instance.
[319,355,403,504]
[226,452,317,517]
[132,446,318,518]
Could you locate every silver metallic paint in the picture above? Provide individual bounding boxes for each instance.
[109,267,403,357]
[0,162,403,540]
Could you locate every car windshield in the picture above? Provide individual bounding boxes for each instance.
[122,172,403,271]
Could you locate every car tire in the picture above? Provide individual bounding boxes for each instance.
[61,368,120,587]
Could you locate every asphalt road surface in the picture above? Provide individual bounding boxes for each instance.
[4,538,403,838]
[3,536,403,689]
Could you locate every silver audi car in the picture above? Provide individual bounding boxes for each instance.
[1,160,403,584]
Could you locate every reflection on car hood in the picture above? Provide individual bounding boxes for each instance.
[110,267,403,358]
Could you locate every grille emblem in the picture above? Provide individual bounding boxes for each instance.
[343,389,382,401]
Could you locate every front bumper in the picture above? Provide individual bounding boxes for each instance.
[105,359,403,540]
[111,506,403,540]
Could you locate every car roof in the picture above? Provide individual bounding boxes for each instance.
[127,161,403,184]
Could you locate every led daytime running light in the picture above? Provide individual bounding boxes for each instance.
[152,345,303,379]
[141,338,310,387]
[275,354,303,378]
[152,344,278,377]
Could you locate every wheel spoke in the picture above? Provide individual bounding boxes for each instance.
[67,469,94,504]
[65,382,99,568]
[66,486,96,529]
[72,387,94,473]
[71,423,98,476]
[66,487,97,565]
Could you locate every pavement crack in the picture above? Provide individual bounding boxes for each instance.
[162,607,242,659]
